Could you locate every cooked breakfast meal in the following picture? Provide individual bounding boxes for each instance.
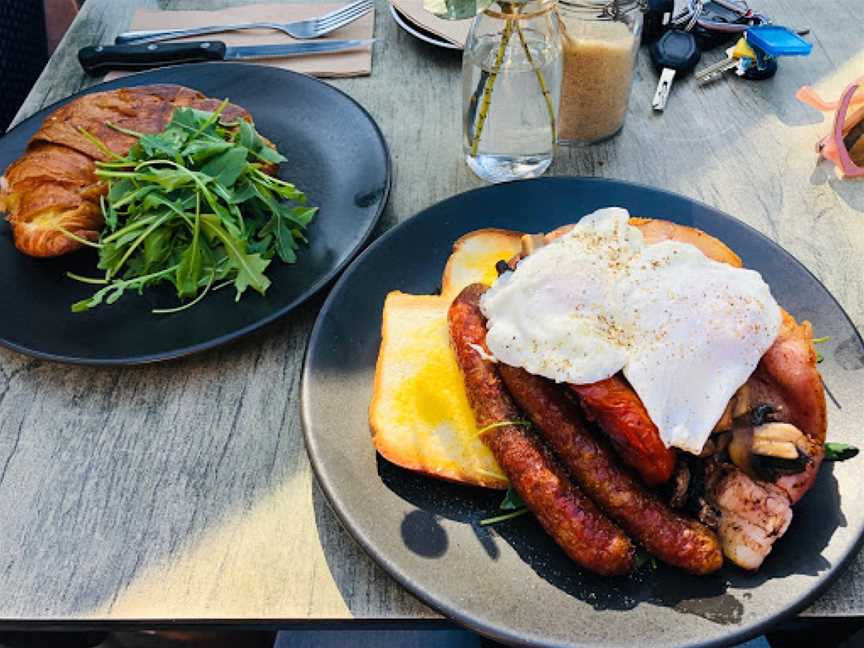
[371,207,850,577]
[0,84,315,312]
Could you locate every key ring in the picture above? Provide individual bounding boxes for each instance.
[671,0,767,34]
[681,0,702,31]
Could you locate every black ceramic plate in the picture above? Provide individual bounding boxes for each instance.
[302,177,864,648]
[0,63,389,364]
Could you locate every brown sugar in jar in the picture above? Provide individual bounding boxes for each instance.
[557,0,642,144]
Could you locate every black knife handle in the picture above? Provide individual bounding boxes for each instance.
[78,41,227,75]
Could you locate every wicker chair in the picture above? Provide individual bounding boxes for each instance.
[0,0,48,131]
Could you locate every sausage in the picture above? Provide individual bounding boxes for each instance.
[570,376,676,486]
[449,284,635,576]
[501,365,723,575]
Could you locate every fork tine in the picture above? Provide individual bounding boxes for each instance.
[317,11,371,33]
[315,0,374,25]
[316,6,373,33]
[318,1,372,22]
[317,1,373,29]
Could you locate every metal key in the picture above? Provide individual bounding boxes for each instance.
[695,37,755,84]
[650,30,702,111]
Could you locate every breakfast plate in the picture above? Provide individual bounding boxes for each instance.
[302,177,864,648]
[389,3,462,50]
[0,63,390,365]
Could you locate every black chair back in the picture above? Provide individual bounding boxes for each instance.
[0,0,49,131]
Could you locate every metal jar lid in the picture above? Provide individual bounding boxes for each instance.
[558,0,642,18]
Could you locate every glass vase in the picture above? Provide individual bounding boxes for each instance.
[462,0,563,183]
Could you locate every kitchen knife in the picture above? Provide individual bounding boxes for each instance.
[78,40,374,75]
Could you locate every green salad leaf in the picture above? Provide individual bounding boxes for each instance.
[70,102,316,313]
[634,549,658,571]
[499,485,525,511]
[479,485,529,526]
[824,442,859,462]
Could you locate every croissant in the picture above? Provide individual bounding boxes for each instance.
[0,84,253,257]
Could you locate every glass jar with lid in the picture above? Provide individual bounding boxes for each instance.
[557,0,643,145]
[462,0,563,183]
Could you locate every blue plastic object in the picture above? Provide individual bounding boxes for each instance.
[745,25,813,57]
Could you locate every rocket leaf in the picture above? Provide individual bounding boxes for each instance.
[71,105,315,313]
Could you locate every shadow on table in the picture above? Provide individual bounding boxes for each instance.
[311,478,437,619]
[809,163,864,214]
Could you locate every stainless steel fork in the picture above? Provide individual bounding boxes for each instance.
[115,0,374,44]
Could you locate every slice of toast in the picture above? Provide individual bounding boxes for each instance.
[629,218,742,268]
[370,292,508,489]
[370,229,523,490]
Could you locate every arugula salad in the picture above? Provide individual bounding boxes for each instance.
[71,101,316,313]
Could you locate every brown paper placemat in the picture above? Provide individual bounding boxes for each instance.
[105,3,374,81]
[389,0,470,47]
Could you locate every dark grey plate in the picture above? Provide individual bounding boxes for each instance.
[0,63,389,365]
[302,177,864,648]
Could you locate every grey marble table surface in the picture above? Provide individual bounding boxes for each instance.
[3,0,863,625]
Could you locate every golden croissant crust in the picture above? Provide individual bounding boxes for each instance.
[0,84,253,257]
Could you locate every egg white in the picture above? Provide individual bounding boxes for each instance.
[479,207,781,454]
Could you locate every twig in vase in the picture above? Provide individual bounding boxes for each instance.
[469,14,515,157]
[466,69,490,140]
[514,20,557,150]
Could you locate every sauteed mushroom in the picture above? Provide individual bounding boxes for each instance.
[669,461,690,509]
[665,455,721,530]
[751,422,806,459]
[727,417,813,481]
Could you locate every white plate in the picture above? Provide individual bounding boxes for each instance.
[389,3,462,50]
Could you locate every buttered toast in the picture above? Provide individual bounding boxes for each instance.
[370,229,522,489]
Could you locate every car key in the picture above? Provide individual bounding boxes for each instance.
[696,36,782,85]
[695,36,754,83]
[650,30,701,112]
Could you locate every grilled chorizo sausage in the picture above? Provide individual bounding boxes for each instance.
[570,376,676,486]
[501,365,723,575]
[449,284,635,576]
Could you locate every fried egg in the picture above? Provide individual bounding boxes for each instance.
[479,207,781,454]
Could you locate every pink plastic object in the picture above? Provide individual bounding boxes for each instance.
[796,76,864,178]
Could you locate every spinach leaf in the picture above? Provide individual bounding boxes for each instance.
[182,139,233,163]
[201,216,271,298]
[255,145,287,164]
[479,509,529,526]
[499,485,524,511]
[824,442,859,462]
[142,225,172,271]
[238,119,257,150]
[138,132,182,158]
[77,106,315,313]
[200,148,248,187]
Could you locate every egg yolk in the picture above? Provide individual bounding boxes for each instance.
[465,249,510,287]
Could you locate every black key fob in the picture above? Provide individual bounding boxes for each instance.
[650,29,701,72]
[642,0,674,44]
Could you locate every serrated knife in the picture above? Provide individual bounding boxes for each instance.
[78,40,374,75]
